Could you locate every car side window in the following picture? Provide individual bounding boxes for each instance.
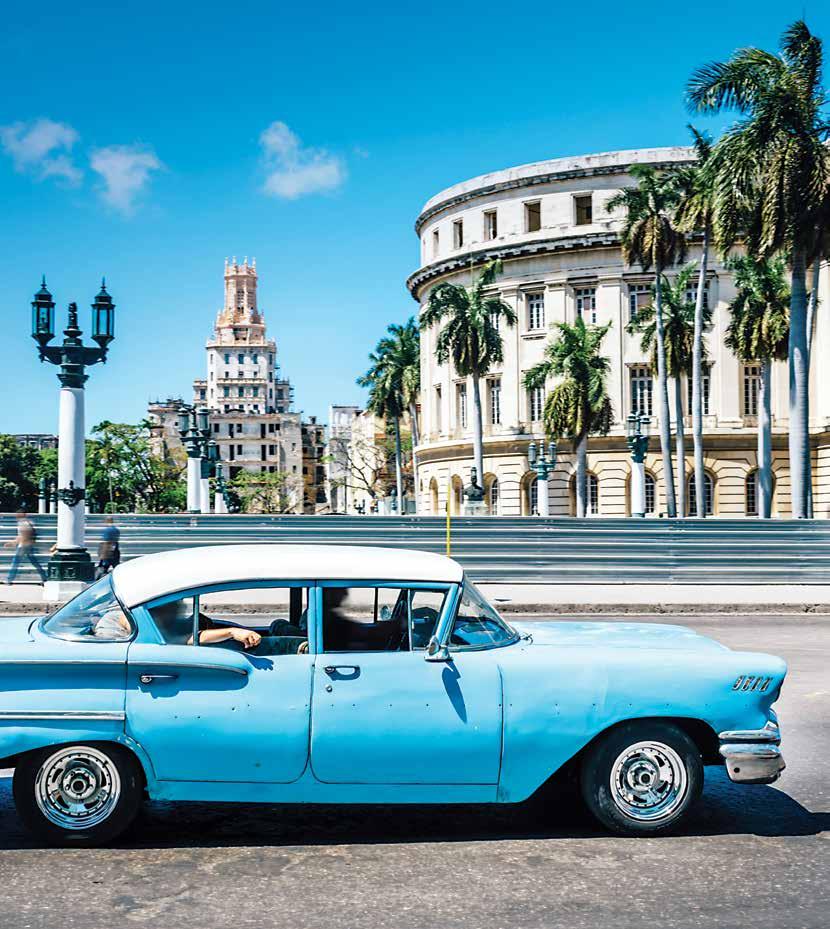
[147,585,311,656]
[450,580,518,650]
[41,574,133,642]
[321,587,448,653]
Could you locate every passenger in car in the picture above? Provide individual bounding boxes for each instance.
[152,601,262,649]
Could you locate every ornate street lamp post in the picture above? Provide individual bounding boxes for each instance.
[177,405,213,514]
[627,412,650,517]
[31,278,115,598]
[213,460,231,514]
[527,439,558,517]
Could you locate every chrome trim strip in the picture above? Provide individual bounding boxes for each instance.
[719,743,786,784]
[0,660,125,667]
[718,719,780,744]
[0,711,126,722]
[135,661,248,677]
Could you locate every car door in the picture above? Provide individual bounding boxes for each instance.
[310,583,503,785]
[125,582,313,784]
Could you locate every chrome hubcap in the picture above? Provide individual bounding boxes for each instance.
[610,740,687,822]
[35,747,121,830]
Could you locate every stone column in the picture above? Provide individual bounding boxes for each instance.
[537,473,550,516]
[200,473,211,514]
[631,460,646,517]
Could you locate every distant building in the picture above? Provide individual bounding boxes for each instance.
[148,258,304,511]
[301,416,328,513]
[13,434,58,450]
[147,399,186,465]
[326,405,361,513]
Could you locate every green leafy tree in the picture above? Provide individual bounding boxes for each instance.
[86,420,185,513]
[688,20,830,517]
[724,255,790,518]
[673,126,717,516]
[607,166,686,517]
[628,265,712,516]
[231,469,300,514]
[421,260,518,483]
[524,318,613,517]
[0,436,40,511]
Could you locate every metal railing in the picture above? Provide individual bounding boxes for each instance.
[1,513,828,585]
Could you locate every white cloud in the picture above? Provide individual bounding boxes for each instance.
[0,118,82,184]
[260,121,346,199]
[90,144,163,214]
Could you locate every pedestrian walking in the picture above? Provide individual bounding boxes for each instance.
[4,510,47,584]
[95,516,121,579]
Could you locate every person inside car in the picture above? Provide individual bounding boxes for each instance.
[151,600,262,649]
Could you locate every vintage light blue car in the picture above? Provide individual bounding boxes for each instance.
[0,544,786,845]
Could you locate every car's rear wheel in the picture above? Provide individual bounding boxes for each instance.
[580,721,703,836]
[13,743,143,847]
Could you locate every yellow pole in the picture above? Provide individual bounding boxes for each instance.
[446,489,451,557]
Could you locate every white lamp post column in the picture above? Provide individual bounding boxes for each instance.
[627,412,650,518]
[527,439,558,518]
[31,280,116,601]
[186,454,201,512]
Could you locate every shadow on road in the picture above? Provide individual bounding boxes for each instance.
[0,769,826,851]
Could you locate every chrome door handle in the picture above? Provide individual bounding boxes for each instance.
[324,665,360,675]
[139,673,179,685]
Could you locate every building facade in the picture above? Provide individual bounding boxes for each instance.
[13,434,58,450]
[408,148,830,518]
[325,404,361,513]
[301,416,328,513]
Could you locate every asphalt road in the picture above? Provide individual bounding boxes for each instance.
[0,614,828,929]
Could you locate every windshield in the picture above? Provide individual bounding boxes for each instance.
[450,578,519,650]
[41,575,133,642]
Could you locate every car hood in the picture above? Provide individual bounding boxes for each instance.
[0,615,38,643]
[510,619,729,652]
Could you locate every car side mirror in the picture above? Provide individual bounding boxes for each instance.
[425,634,451,663]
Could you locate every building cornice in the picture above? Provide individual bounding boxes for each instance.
[407,232,622,300]
[414,150,694,235]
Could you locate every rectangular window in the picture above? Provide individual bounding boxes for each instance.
[528,385,545,422]
[628,283,651,322]
[224,353,230,364]
[252,386,259,397]
[456,383,468,430]
[228,445,235,460]
[483,209,498,240]
[321,586,448,653]
[575,287,597,324]
[452,219,464,249]
[489,378,502,426]
[489,307,500,331]
[213,423,219,434]
[525,200,541,232]
[223,387,230,398]
[685,281,710,312]
[432,228,439,257]
[575,195,593,225]
[236,444,242,455]
[687,363,711,416]
[252,353,258,364]
[743,364,760,416]
[261,445,267,461]
[238,387,244,397]
[236,423,243,434]
[238,353,244,364]
[630,365,653,417]
[435,385,443,433]
[526,292,545,330]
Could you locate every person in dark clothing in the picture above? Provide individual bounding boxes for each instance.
[96,517,121,578]
[4,511,47,584]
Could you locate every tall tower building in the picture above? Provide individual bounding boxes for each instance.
[190,258,303,506]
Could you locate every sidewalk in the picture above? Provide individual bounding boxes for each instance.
[3,582,830,614]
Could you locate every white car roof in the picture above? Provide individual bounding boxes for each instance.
[112,544,464,607]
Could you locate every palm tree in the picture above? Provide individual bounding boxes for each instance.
[524,318,613,517]
[688,20,830,518]
[357,326,412,510]
[673,126,716,517]
[607,165,686,516]
[628,265,711,516]
[724,255,790,518]
[421,260,517,482]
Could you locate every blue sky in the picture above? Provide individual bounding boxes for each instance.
[0,0,824,435]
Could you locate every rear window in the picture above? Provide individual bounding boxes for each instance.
[41,575,134,642]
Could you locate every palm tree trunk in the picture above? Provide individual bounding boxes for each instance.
[653,270,677,517]
[575,433,587,518]
[788,249,810,519]
[409,401,420,516]
[758,359,773,519]
[393,415,404,512]
[470,371,485,486]
[805,254,820,519]
[692,226,709,518]
[674,377,686,517]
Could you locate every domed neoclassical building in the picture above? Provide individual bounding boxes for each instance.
[407,148,830,517]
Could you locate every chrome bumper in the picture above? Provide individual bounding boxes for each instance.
[719,719,785,784]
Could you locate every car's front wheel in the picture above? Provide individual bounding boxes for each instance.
[13,743,143,847]
[580,721,703,836]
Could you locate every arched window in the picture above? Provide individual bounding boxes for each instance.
[746,469,775,516]
[688,472,714,516]
[429,478,439,515]
[488,477,499,516]
[570,473,599,515]
[529,476,538,515]
[645,472,655,515]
